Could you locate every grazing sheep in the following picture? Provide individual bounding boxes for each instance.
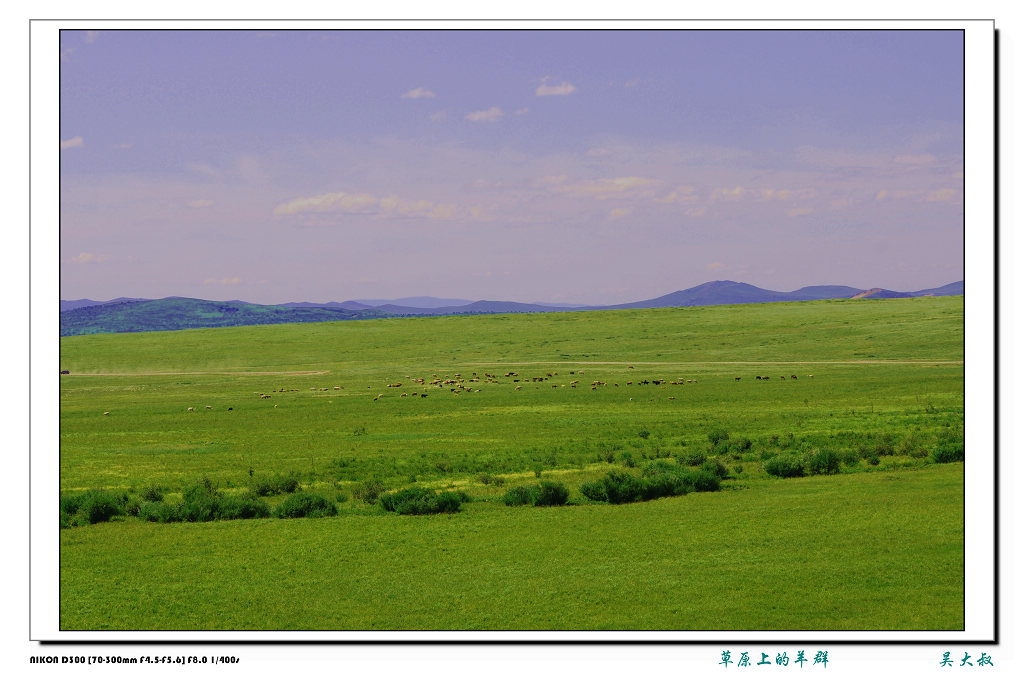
[103,411,110,416]
[791,375,798,380]
[735,377,741,381]
[187,407,194,412]
[205,405,212,410]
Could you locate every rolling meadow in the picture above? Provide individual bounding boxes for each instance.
[58,296,965,630]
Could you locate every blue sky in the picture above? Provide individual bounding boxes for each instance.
[60,29,964,304]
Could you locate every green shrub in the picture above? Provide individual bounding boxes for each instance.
[139,501,180,523]
[683,450,707,467]
[619,452,636,468]
[733,464,743,474]
[681,469,721,492]
[502,485,538,506]
[638,473,687,500]
[276,492,338,518]
[807,448,841,475]
[75,490,125,524]
[353,478,387,504]
[335,490,350,503]
[932,441,965,464]
[178,484,221,522]
[60,493,85,517]
[637,427,651,440]
[868,455,881,466]
[579,480,608,502]
[250,474,300,497]
[534,481,569,506]
[763,454,805,478]
[734,437,753,451]
[140,485,164,503]
[379,487,464,514]
[216,491,272,520]
[708,429,730,447]
[602,470,642,504]
[841,449,860,467]
[700,458,728,479]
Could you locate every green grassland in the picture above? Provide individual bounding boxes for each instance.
[58,296,965,630]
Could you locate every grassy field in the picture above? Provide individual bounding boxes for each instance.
[58,296,965,630]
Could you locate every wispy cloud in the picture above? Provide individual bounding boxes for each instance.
[61,136,84,150]
[536,78,577,96]
[84,30,101,44]
[274,190,473,222]
[926,188,956,202]
[786,207,814,217]
[429,111,447,121]
[70,252,109,264]
[553,176,660,200]
[607,208,632,220]
[465,107,504,122]
[515,107,530,116]
[186,199,215,208]
[706,262,724,271]
[401,87,436,99]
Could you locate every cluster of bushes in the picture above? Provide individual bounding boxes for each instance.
[580,461,722,505]
[932,441,965,464]
[249,474,300,497]
[379,487,468,515]
[276,492,338,518]
[502,481,570,507]
[60,489,136,527]
[138,482,273,523]
[352,478,387,504]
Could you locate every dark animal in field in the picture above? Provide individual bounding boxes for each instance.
[780,376,786,380]
[420,393,428,398]
[227,407,233,411]
[60,370,70,374]
[735,377,741,381]
[791,375,798,380]
[755,376,762,380]
[206,405,212,410]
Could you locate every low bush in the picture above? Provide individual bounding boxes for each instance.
[353,478,387,504]
[139,500,181,523]
[140,485,164,503]
[807,448,841,476]
[602,470,642,504]
[763,454,806,478]
[215,491,272,520]
[700,458,728,479]
[682,468,721,492]
[932,441,965,464]
[841,449,860,467]
[682,450,707,467]
[708,429,730,447]
[77,490,125,524]
[502,485,537,506]
[276,492,338,519]
[734,437,753,452]
[250,474,300,497]
[534,481,569,506]
[579,480,608,502]
[379,487,464,514]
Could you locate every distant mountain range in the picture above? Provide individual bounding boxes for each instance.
[60,280,964,336]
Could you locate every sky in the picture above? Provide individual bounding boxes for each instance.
[59,29,965,305]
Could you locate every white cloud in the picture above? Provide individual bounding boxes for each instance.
[465,107,504,122]
[61,136,84,150]
[656,186,698,204]
[607,208,632,220]
[204,277,241,285]
[926,188,956,202]
[186,199,215,208]
[515,108,530,116]
[60,46,75,61]
[274,190,473,223]
[401,87,436,99]
[429,111,447,121]
[84,30,100,44]
[535,78,577,96]
[787,207,813,217]
[706,262,724,271]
